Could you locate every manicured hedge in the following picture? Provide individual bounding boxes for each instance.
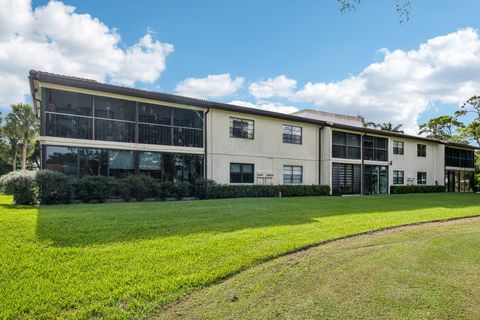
[390,185,446,194]
[118,175,159,201]
[208,184,330,199]
[36,170,74,204]
[76,176,117,203]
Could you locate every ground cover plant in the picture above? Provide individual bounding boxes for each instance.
[0,193,479,319]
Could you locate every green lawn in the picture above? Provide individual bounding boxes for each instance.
[0,193,479,319]
[160,217,480,320]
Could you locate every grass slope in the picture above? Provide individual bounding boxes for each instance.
[0,193,479,319]
[159,217,480,320]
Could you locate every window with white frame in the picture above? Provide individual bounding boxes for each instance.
[230,117,254,139]
[282,125,302,144]
[283,165,303,184]
[393,170,404,184]
[393,141,404,155]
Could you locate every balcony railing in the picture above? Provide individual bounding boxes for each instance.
[95,118,135,143]
[45,112,93,140]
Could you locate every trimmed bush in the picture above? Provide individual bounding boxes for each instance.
[158,181,174,200]
[0,170,38,205]
[36,170,74,204]
[208,184,330,199]
[193,178,217,199]
[172,182,191,200]
[390,185,446,194]
[118,175,159,201]
[76,176,117,203]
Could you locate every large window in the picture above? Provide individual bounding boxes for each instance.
[417,172,427,184]
[230,163,254,183]
[417,144,426,157]
[283,165,303,184]
[282,125,302,144]
[393,170,404,184]
[332,163,361,195]
[363,136,388,161]
[332,131,361,159]
[44,146,79,176]
[42,89,204,148]
[230,118,254,139]
[445,147,475,168]
[43,145,203,183]
[108,150,135,178]
[393,141,404,155]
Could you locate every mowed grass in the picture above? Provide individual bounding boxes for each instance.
[0,193,479,319]
[160,217,480,320]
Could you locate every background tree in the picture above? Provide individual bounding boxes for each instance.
[456,96,480,146]
[360,117,404,133]
[338,0,411,24]
[418,115,465,142]
[11,104,37,170]
[3,112,21,171]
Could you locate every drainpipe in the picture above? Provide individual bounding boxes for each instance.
[203,108,210,188]
[361,133,365,195]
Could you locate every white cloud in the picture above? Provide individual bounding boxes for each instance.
[175,74,244,99]
[248,75,297,99]
[0,0,173,111]
[230,100,299,114]
[293,28,480,131]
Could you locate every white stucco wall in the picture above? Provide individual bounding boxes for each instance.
[390,138,445,186]
[207,109,320,184]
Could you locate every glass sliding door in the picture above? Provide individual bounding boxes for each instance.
[445,170,475,192]
[332,163,361,195]
[363,165,388,195]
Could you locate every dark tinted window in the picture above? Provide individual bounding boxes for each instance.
[393,170,404,184]
[282,125,302,144]
[363,136,388,161]
[393,141,404,155]
[332,131,361,159]
[230,118,254,139]
[230,163,254,183]
[417,144,427,157]
[445,147,475,168]
[44,146,79,176]
[283,165,303,183]
[417,171,427,184]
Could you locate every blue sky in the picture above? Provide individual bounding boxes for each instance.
[3,0,480,132]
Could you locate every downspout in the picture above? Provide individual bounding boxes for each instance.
[361,133,365,195]
[318,126,322,185]
[203,108,210,186]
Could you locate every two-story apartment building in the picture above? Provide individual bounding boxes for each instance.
[28,71,477,194]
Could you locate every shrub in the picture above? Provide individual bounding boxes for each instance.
[158,181,174,200]
[118,175,158,201]
[0,170,38,205]
[192,178,217,199]
[76,176,117,203]
[208,184,330,199]
[172,182,191,200]
[390,185,446,194]
[36,170,74,204]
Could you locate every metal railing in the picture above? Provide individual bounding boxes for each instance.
[45,111,204,148]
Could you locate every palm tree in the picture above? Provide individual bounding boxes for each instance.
[3,113,21,171]
[379,122,404,133]
[7,104,38,170]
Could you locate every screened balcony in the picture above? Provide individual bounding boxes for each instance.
[41,88,204,148]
